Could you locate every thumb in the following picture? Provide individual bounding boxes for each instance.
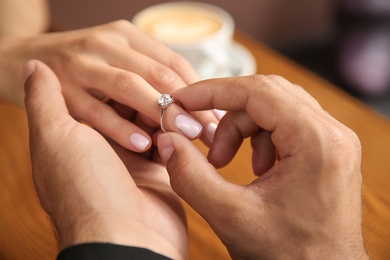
[157,133,238,223]
[24,60,70,127]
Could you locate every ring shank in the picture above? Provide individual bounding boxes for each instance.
[160,108,167,133]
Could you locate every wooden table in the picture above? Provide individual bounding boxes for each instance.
[1,32,390,259]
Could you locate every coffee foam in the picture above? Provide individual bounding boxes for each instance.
[136,7,222,44]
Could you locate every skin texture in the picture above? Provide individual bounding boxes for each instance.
[24,60,188,260]
[24,61,368,259]
[157,75,369,260]
[1,20,220,150]
[12,2,367,258]
[0,0,218,151]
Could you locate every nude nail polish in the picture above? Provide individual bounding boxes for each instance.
[175,114,203,139]
[129,133,150,151]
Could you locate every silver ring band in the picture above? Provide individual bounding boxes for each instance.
[160,108,167,133]
[157,94,174,133]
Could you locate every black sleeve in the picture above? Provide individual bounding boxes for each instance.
[57,243,173,260]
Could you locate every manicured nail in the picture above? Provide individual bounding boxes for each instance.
[206,122,217,143]
[129,133,150,151]
[213,109,226,120]
[175,114,203,139]
[23,60,37,81]
[157,134,175,164]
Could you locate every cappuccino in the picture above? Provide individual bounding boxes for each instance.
[135,7,222,44]
[133,2,235,78]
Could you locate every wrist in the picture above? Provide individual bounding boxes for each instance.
[299,235,368,260]
[52,210,125,249]
[52,211,187,260]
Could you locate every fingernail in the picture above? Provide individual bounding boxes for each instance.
[23,60,37,81]
[213,109,226,120]
[206,122,217,143]
[129,133,150,151]
[158,134,175,163]
[175,114,203,139]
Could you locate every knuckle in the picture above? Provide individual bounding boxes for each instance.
[114,71,143,95]
[315,120,362,170]
[168,52,193,74]
[148,64,179,89]
[108,19,133,31]
[256,74,295,93]
[86,101,107,124]
[73,31,110,51]
[242,74,263,91]
[250,74,280,93]
[330,126,362,181]
[326,124,360,152]
[57,49,80,69]
[259,74,287,86]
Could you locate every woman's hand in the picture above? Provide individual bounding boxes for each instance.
[25,60,188,259]
[2,20,218,151]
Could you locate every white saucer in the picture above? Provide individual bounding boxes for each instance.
[198,41,257,79]
[228,41,257,77]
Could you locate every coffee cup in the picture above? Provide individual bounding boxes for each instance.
[132,2,235,79]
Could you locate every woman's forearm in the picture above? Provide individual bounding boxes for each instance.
[0,0,50,104]
[0,0,50,36]
[0,35,29,105]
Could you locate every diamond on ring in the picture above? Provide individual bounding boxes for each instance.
[158,94,174,133]
[157,93,174,109]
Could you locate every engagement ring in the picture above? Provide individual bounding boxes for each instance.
[157,94,174,132]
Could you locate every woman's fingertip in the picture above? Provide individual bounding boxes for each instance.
[23,60,37,81]
[157,134,175,164]
[129,133,151,151]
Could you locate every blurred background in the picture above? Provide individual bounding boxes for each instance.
[49,0,390,119]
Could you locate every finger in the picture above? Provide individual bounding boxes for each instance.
[105,100,161,156]
[65,90,152,152]
[86,41,218,144]
[74,62,203,140]
[92,65,202,139]
[157,133,239,223]
[24,60,71,129]
[107,139,169,185]
[108,101,160,137]
[174,75,325,157]
[251,130,277,176]
[188,111,218,147]
[77,22,219,145]
[99,42,189,92]
[206,109,276,175]
[107,100,137,121]
[110,49,219,145]
[114,50,220,145]
[63,24,218,144]
[208,111,259,168]
[113,20,200,84]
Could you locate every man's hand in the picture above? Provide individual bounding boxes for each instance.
[158,75,368,259]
